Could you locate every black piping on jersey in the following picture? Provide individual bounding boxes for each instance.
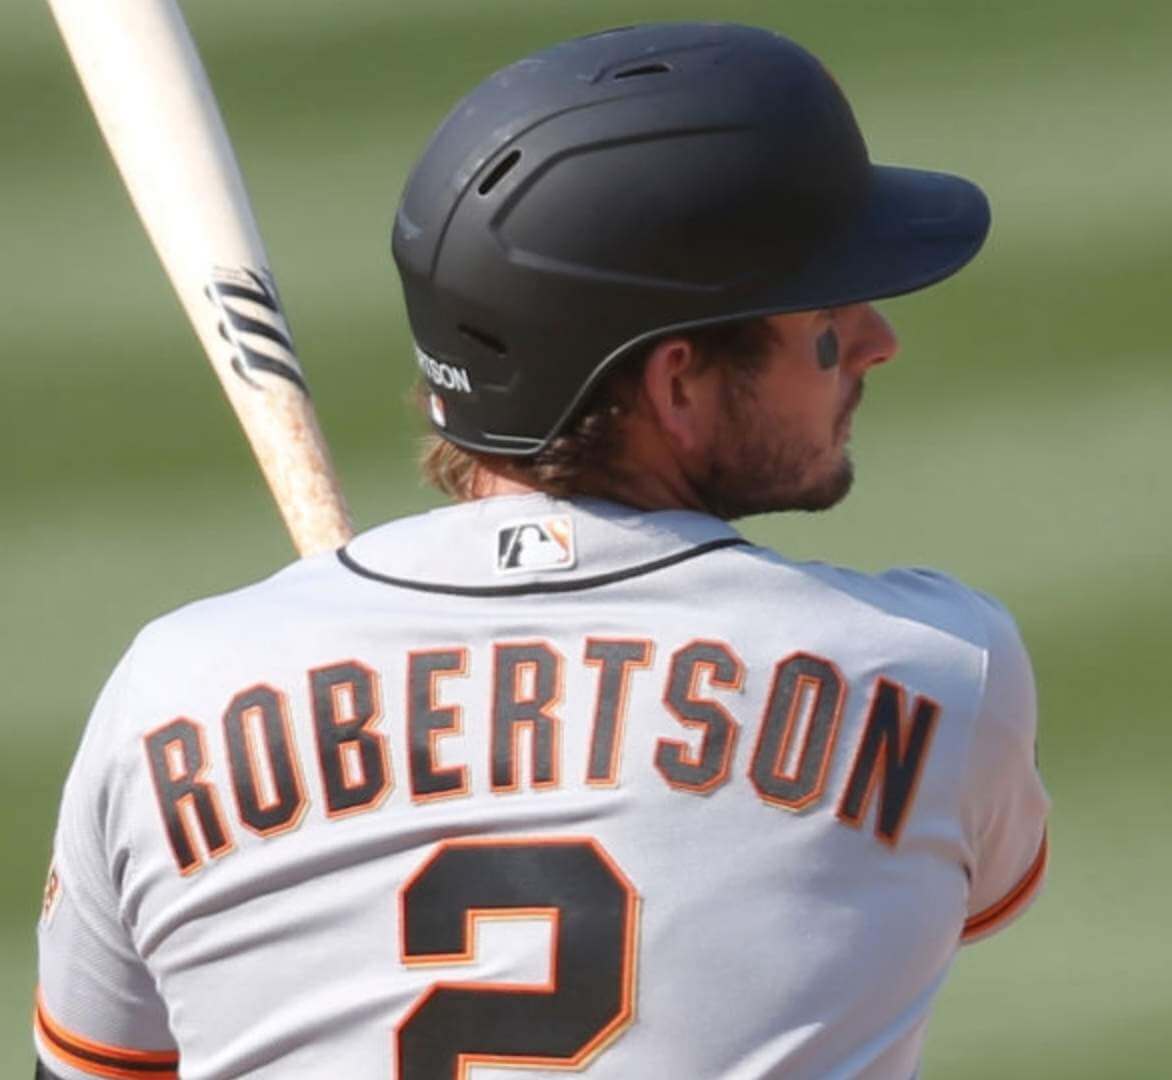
[336,537,750,597]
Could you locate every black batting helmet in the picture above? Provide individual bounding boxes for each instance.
[393,22,989,455]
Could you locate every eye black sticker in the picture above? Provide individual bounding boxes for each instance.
[816,328,840,370]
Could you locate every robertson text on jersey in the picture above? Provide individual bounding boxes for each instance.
[144,637,939,876]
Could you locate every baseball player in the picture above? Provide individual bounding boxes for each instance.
[35,23,1048,1080]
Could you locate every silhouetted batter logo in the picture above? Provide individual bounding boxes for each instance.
[205,266,308,392]
[496,516,576,574]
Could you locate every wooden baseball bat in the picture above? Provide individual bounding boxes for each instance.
[46,0,353,556]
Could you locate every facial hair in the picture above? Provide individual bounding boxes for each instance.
[694,375,859,520]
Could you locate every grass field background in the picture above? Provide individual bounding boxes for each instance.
[4,0,1169,1075]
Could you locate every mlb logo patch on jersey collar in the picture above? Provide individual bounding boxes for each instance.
[496,516,576,574]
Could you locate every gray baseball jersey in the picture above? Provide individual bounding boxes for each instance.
[36,494,1048,1079]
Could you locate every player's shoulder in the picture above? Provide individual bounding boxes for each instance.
[777,554,1032,721]
[125,545,349,665]
[125,499,498,665]
[743,545,1022,656]
[747,552,1036,748]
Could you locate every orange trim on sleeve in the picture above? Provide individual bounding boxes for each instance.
[961,832,1049,943]
[34,991,179,1080]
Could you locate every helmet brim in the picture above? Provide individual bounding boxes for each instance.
[772,163,991,311]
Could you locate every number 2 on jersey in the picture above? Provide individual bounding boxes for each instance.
[396,838,639,1078]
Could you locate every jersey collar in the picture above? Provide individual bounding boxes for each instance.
[338,494,747,596]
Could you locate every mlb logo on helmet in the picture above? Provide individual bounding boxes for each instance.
[496,516,576,573]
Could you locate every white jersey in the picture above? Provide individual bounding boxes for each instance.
[36,494,1048,1080]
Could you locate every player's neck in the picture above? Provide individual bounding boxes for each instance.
[466,459,715,516]
[468,468,542,500]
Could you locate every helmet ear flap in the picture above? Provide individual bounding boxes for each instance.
[394,22,989,456]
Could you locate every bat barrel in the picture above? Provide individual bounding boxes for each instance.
[47,0,353,556]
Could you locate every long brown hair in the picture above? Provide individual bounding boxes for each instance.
[418,319,775,500]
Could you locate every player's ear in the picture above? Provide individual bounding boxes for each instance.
[637,337,719,454]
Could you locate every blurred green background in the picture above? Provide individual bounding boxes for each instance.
[4,0,1169,1075]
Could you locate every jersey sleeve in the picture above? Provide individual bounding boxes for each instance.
[35,647,180,1080]
[958,596,1050,944]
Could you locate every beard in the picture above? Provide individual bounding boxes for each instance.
[693,377,860,520]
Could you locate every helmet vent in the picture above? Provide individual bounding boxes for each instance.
[613,62,671,80]
[477,150,522,196]
[459,323,507,356]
